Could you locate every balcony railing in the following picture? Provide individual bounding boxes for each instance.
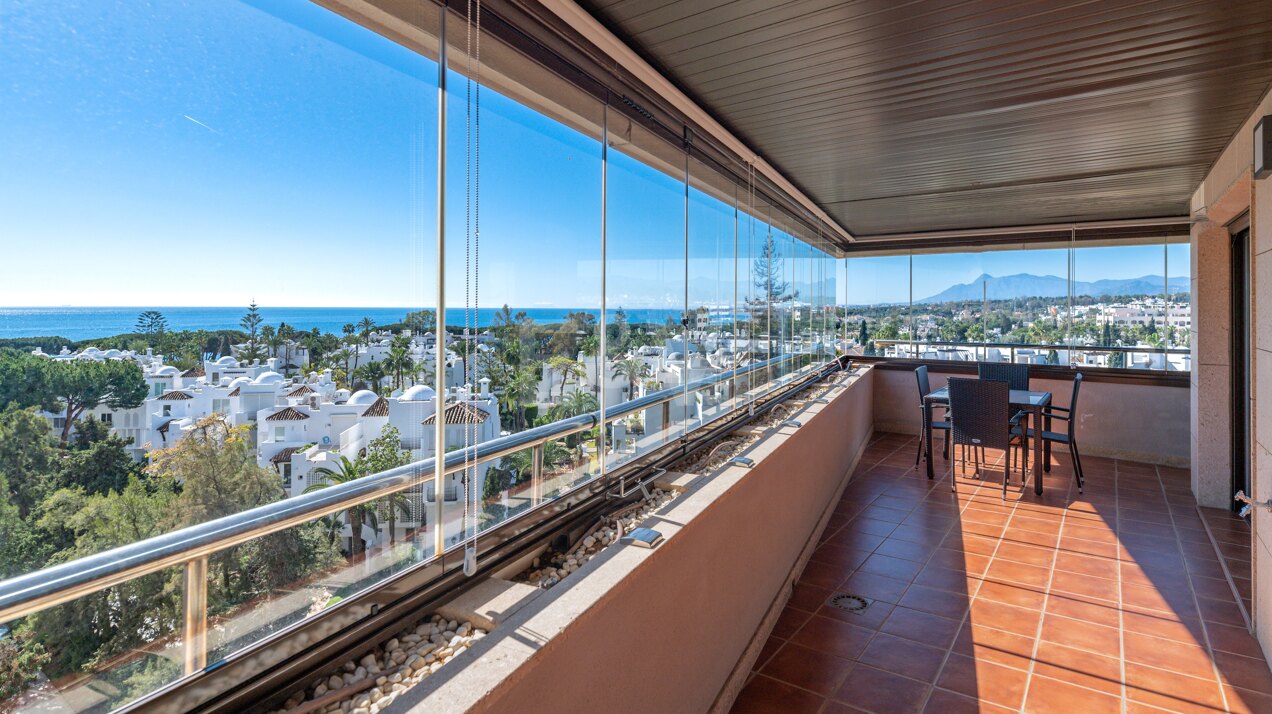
[0,352,834,709]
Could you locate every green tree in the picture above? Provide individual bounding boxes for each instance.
[611,357,650,399]
[404,309,437,335]
[58,416,140,496]
[306,456,374,557]
[0,627,50,699]
[548,389,597,422]
[384,334,414,390]
[546,356,585,402]
[239,301,265,364]
[133,310,168,335]
[365,426,413,543]
[579,335,601,395]
[45,359,147,445]
[0,407,58,518]
[857,319,867,346]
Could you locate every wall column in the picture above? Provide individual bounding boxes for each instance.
[1191,218,1232,508]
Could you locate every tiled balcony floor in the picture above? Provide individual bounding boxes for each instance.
[732,432,1268,714]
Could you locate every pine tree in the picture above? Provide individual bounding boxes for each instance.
[240,302,265,364]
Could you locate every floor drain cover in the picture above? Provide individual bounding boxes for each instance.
[827,593,872,613]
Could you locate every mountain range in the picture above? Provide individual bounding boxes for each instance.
[917,273,1189,304]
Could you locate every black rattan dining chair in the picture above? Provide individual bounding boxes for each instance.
[914,366,950,467]
[977,362,1031,390]
[1017,373,1085,493]
[948,377,1028,497]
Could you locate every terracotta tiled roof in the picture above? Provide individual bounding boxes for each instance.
[286,385,316,398]
[266,406,310,421]
[361,396,390,417]
[271,446,301,463]
[422,401,489,425]
[227,387,241,397]
[156,419,176,438]
[156,390,193,401]
[181,367,205,378]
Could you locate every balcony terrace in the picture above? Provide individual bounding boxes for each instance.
[2,1,1272,713]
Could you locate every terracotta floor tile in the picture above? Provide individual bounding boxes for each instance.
[876,537,940,564]
[753,635,785,672]
[1124,662,1226,713]
[731,674,825,714]
[834,665,930,714]
[912,562,978,594]
[811,544,873,571]
[789,615,876,660]
[975,578,1047,610]
[1206,621,1265,660]
[881,606,962,650]
[859,553,925,581]
[994,541,1057,568]
[1123,631,1217,679]
[967,598,1041,637]
[897,583,971,620]
[1043,591,1121,628]
[843,571,911,604]
[789,582,835,613]
[1024,674,1122,714]
[952,623,1036,671]
[936,654,1029,709]
[1121,608,1208,644]
[1048,569,1119,601]
[1195,595,1248,627]
[1213,649,1272,695]
[858,632,947,683]
[1053,551,1118,580]
[984,559,1051,589]
[1224,685,1272,714]
[1040,613,1120,655]
[760,642,855,697]
[922,688,1015,714]
[1032,640,1123,695]
[772,606,813,639]
[799,559,851,589]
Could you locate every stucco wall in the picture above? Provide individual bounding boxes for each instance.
[871,366,1190,467]
[392,368,875,714]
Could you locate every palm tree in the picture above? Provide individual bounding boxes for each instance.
[305,456,375,556]
[278,322,296,374]
[343,323,360,379]
[611,357,650,399]
[376,492,413,544]
[261,325,278,359]
[357,360,387,393]
[357,317,376,349]
[579,335,600,394]
[547,356,586,402]
[385,333,414,390]
[501,364,539,431]
[549,389,597,421]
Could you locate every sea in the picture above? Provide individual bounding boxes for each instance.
[0,307,694,342]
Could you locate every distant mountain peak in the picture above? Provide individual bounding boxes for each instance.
[918,273,1187,303]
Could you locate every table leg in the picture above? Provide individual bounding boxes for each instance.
[1032,406,1044,495]
[1043,410,1052,473]
[924,401,934,481]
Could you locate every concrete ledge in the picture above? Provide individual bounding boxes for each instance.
[386,367,875,713]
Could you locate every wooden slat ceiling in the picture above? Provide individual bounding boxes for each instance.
[577,0,1272,242]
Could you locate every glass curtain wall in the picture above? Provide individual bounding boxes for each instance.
[0,2,845,709]
[843,238,1192,371]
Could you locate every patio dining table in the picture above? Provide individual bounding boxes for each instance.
[923,385,1053,495]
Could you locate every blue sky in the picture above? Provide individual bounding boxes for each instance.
[0,0,1182,312]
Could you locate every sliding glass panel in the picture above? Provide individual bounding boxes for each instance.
[1073,242,1174,370]
[441,10,603,542]
[603,120,686,472]
[1166,240,1192,362]
[0,1,441,707]
[687,156,738,427]
[844,255,912,357]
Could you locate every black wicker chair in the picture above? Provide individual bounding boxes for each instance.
[914,366,950,467]
[1017,373,1085,493]
[977,362,1031,390]
[948,378,1028,497]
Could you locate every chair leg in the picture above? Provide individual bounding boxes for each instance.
[914,430,924,467]
[1002,460,1009,500]
[1070,442,1085,493]
[943,430,949,460]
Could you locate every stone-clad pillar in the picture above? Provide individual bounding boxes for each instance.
[1191,218,1231,508]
